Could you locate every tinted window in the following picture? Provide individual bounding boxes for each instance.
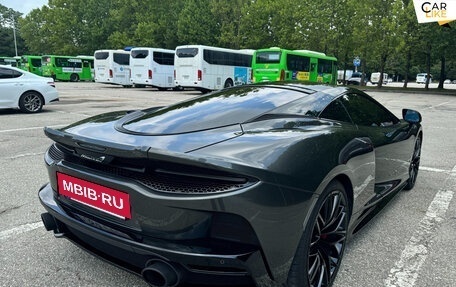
[319,99,353,123]
[318,59,333,74]
[153,52,174,65]
[42,56,51,65]
[256,51,281,64]
[176,48,199,58]
[95,52,109,60]
[31,58,41,67]
[131,50,149,59]
[113,53,130,65]
[203,50,252,67]
[55,58,82,68]
[339,93,399,127]
[271,90,335,117]
[0,67,22,79]
[287,54,310,71]
[122,86,305,134]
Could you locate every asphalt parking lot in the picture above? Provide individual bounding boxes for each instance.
[1,82,455,287]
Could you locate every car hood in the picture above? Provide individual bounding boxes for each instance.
[45,110,243,154]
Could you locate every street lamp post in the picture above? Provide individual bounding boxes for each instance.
[11,16,18,57]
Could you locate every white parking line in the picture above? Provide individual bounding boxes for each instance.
[0,124,66,134]
[384,164,455,287]
[0,222,43,241]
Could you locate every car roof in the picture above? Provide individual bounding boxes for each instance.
[0,64,22,71]
[0,64,42,78]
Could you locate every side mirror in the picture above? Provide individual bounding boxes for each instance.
[402,109,422,123]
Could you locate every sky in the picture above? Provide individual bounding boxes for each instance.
[1,0,48,15]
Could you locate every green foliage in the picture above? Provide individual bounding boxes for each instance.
[177,0,219,46]
[1,0,455,83]
[0,4,25,56]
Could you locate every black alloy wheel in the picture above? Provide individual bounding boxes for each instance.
[287,180,350,287]
[19,92,44,113]
[404,135,422,190]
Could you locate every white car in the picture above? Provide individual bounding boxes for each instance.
[0,65,59,113]
[416,73,432,84]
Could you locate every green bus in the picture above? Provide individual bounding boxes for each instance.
[251,47,337,85]
[41,55,94,81]
[19,55,43,76]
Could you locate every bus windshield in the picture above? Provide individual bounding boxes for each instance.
[256,51,281,64]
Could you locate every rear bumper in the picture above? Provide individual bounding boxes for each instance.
[39,183,272,286]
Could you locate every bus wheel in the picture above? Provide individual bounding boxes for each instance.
[224,79,233,88]
[70,73,79,82]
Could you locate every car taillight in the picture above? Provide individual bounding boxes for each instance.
[148,70,152,79]
[109,69,113,78]
[280,69,285,81]
[198,70,202,81]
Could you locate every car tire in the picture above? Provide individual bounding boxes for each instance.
[19,91,44,113]
[287,180,350,287]
[404,134,422,190]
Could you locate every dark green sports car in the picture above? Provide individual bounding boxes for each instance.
[39,82,422,287]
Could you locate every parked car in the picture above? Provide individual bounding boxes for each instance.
[416,73,432,84]
[444,79,451,84]
[39,82,422,287]
[0,65,59,113]
[347,71,368,85]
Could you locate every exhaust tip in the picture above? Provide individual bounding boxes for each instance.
[142,259,181,287]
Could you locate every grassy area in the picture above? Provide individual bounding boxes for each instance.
[353,84,456,95]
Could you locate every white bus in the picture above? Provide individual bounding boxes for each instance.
[130,47,175,90]
[94,50,132,87]
[174,45,254,92]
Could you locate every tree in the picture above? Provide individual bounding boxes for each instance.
[0,4,25,56]
[134,0,184,49]
[210,0,249,49]
[177,0,219,46]
[238,0,277,49]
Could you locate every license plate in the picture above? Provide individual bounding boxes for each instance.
[57,172,131,219]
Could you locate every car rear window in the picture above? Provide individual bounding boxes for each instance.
[121,86,307,135]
